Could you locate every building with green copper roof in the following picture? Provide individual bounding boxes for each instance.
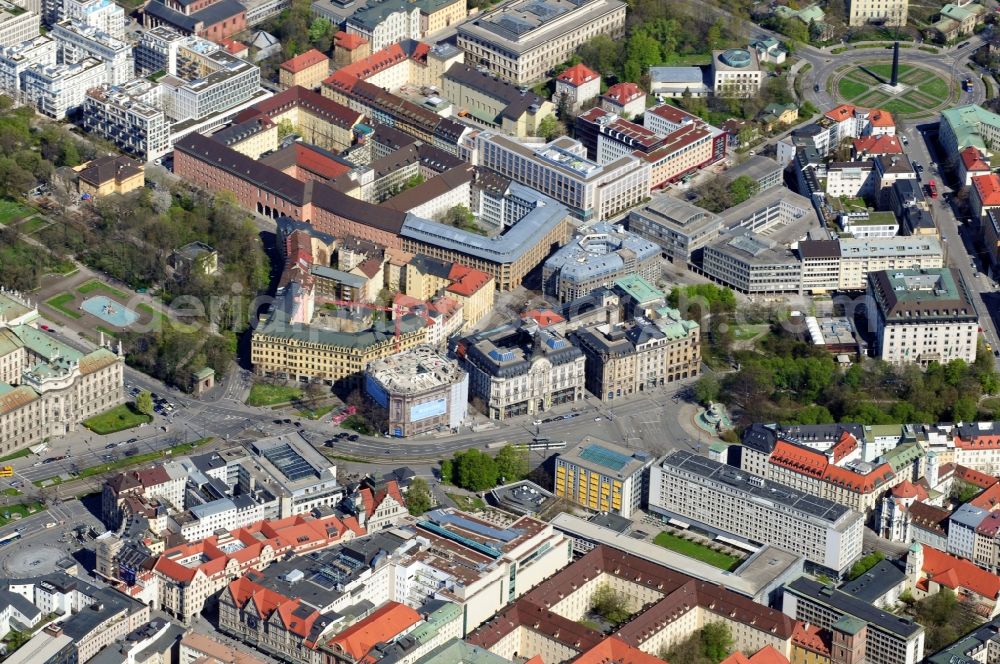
[940,105,1000,162]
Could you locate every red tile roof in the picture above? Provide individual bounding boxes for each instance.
[324,43,410,91]
[523,309,565,327]
[281,48,329,74]
[852,134,903,156]
[973,173,1000,207]
[830,430,859,464]
[769,440,894,493]
[921,544,1000,600]
[557,63,598,87]
[603,82,644,106]
[574,637,666,664]
[359,480,405,515]
[954,465,999,489]
[648,104,697,125]
[961,146,991,172]
[824,104,856,122]
[972,483,1000,511]
[328,602,421,660]
[218,37,247,55]
[235,86,361,130]
[891,480,928,501]
[869,109,894,128]
[335,31,368,49]
[792,622,831,656]
[446,263,492,297]
[722,646,790,664]
[291,143,353,180]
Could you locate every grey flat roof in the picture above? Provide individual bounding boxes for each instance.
[649,67,704,83]
[838,559,906,604]
[550,512,802,602]
[786,576,923,639]
[662,450,854,526]
[400,183,567,263]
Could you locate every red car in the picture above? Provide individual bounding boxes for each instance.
[39,325,50,331]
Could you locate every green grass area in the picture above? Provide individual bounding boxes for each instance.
[82,403,152,435]
[297,404,335,420]
[446,493,486,511]
[882,98,922,115]
[247,383,303,406]
[578,620,601,631]
[18,217,47,234]
[865,63,913,79]
[1,488,21,497]
[0,448,30,463]
[662,53,712,66]
[341,414,376,435]
[831,47,847,54]
[77,280,128,299]
[0,199,32,225]
[733,324,769,341]
[137,303,168,327]
[96,325,119,338]
[652,531,742,570]
[838,77,869,100]
[45,292,82,319]
[918,77,950,100]
[918,46,940,54]
[0,502,44,528]
[38,438,212,485]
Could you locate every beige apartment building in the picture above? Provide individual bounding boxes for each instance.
[278,48,329,90]
[849,0,908,26]
[0,292,124,454]
[570,307,700,402]
[456,0,625,85]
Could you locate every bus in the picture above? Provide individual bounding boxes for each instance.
[0,465,12,478]
[0,531,21,547]
[521,438,567,451]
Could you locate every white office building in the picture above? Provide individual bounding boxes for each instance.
[0,35,55,97]
[21,56,106,118]
[0,1,40,49]
[51,19,133,85]
[133,24,184,76]
[649,450,865,575]
[475,131,650,222]
[61,0,123,39]
[83,80,170,162]
[866,267,979,366]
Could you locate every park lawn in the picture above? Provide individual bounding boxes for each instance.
[866,63,913,79]
[96,325,119,338]
[0,448,30,463]
[733,324,769,341]
[882,98,921,116]
[82,403,152,434]
[247,383,303,406]
[1,488,21,497]
[653,531,741,570]
[45,292,82,319]
[0,501,44,528]
[838,78,869,100]
[0,199,32,225]
[77,279,128,299]
[297,404,335,420]
[446,493,486,511]
[918,77,950,100]
[18,217,47,234]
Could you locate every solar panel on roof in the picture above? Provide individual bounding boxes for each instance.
[525,2,565,19]
[262,443,316,482]
[578,444,632,471]
[494,16,533,34]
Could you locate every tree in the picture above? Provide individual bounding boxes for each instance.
[453,449,499,491]
[576,34,621,78]
[135,390,154,416]
[623,30,660,84]
[591,584,631,624]
[706,21,723,51]
[556,91,571,120]
[694,373,721,405]
[535,115,565,140]
[406,477,434,515]
[848,551,884,580]
[440,459,454,484]
[277,118,296,139]
[701,622,734,663]
[728,175,759,205]
[495,445,529,483]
